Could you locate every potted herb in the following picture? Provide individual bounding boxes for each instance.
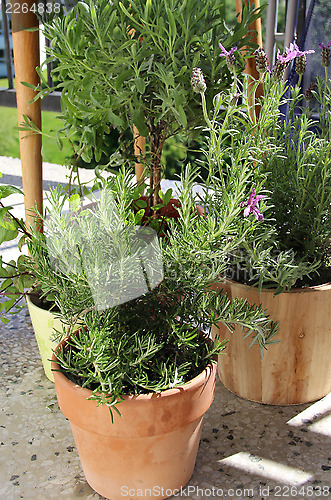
[34,0,261,207]
[196,41,331,405]
[0,182,84,381]
[27,168,276,499]
[0,183,62,381]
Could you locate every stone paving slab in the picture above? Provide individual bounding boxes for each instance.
[0,307,330,500]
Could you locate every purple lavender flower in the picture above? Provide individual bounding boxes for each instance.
[304,82,317,101]
[219,42,238,72]
[271,46,298,81]
[284,42,314,62]
[295,54,308,75]
[319,40,331,49]
[191,67,206,93]
[288,42,315,75]
[239,189,265,221]
[271,56,287,81]
[254,47,269,73]
[318,40,331,67]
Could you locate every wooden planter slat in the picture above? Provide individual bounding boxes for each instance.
[212,280,331,405]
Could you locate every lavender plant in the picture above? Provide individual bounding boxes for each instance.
[32,0,261,207]
[194,40,331,292]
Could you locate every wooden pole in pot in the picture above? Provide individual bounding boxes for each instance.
[133,124,145,184]
[11,0,43,228]
[129,19,146,185]
[235,0,263,117]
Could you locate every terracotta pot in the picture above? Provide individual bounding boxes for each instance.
[26,294,62,382]
[211,279,331,405]
[51,337,216,500]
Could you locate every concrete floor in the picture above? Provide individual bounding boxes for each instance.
[0,157,330,500]
[0,305,330,500]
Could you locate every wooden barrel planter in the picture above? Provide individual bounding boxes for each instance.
[211,280,331,405]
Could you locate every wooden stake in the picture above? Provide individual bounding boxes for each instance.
[129,19,146,184]
[236,0,264,117]
[11,0,42,228]
[133,124,146,183]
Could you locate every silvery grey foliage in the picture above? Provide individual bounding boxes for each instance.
[45,188,163,309]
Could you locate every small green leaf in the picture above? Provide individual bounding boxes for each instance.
[166,8,176,37]
[56,131,63,151]
[163,189,173,205]
[134,209,145,225]
[18,235,26,251]
[69,193,81,211]
[131,108,149,137]
[17,255,28,272]
[1,278,13,291]
[0,316,10,324]
[0,209,17,231]
[82,186,91,197]
[107,109,123,128]
[21,274,35,289]
[135,78,146,94]
[14,276,25,293]
[115,69,133,91]
[135,199,147,209]
[0,226,18,244]
[3,298,17,311]
[0,267,9,278]
[150,203,164,211]
[0,185,24,199]
[21,81,37,90]
[177,105,187,128]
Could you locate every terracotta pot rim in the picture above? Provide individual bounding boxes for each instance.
[51,336,216,402]
[220,278,331,294]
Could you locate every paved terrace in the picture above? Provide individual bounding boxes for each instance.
[0,156,330,500]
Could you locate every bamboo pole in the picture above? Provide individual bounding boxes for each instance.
[133,124,146,183]
[235,0,263,116]
[11,0,42,227]
[129,21,146,184]
[236,0,263,78]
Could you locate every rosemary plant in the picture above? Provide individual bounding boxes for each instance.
[19,167,277,417]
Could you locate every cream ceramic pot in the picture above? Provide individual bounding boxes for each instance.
[26,294,63,382]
